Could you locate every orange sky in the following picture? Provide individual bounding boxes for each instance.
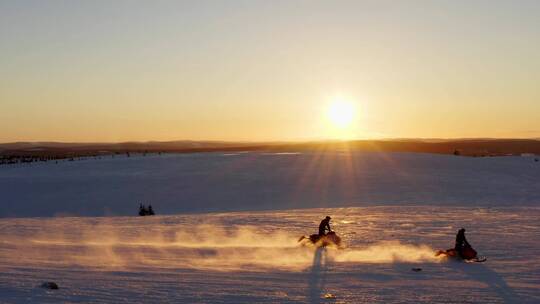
[1,1,539,142]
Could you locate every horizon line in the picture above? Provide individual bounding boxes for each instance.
[2,137,540,145]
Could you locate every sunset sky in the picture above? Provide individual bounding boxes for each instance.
[1,0,539,142]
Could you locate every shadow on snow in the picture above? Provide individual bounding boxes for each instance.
[457,262,524,304]
[307,247,328,304]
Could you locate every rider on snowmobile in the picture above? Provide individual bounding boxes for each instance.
[455,228,471,256]
[319,216,332,236]
[435,228,483,261]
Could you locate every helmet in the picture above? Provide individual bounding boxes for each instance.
[326,216,331,220]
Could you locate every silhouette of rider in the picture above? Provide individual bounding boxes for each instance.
[454,228,471,255]
[319,216,332,236]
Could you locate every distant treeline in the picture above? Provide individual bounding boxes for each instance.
[1,139,540,165]
[0,151,159,166]
[0,155,65,165]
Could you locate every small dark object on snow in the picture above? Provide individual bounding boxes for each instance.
[411,268,422,272]
[535,158,539,162]
[41,282,59,290]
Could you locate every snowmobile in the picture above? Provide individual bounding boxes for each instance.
[298,231,343,248]
[435,246,486,263]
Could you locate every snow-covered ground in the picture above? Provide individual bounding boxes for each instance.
[0,207,539,303]
[0,152,539,303]
[1,152,539,217]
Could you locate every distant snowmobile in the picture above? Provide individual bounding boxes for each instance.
[298,231,343,248]
[138,204,155,216]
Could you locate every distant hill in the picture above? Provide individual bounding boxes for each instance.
[1,139,540,160]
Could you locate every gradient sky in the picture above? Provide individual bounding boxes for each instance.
[1,0,539,142]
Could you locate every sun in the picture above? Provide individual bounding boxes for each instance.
[327,99,355,128]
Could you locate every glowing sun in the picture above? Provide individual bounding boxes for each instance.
[327,99,355,128]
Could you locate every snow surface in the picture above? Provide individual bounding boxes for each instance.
[0,207,539,303]
[1,152,539,217]
[0,152,539,303]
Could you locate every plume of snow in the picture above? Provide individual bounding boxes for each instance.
[1,221,440,272]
